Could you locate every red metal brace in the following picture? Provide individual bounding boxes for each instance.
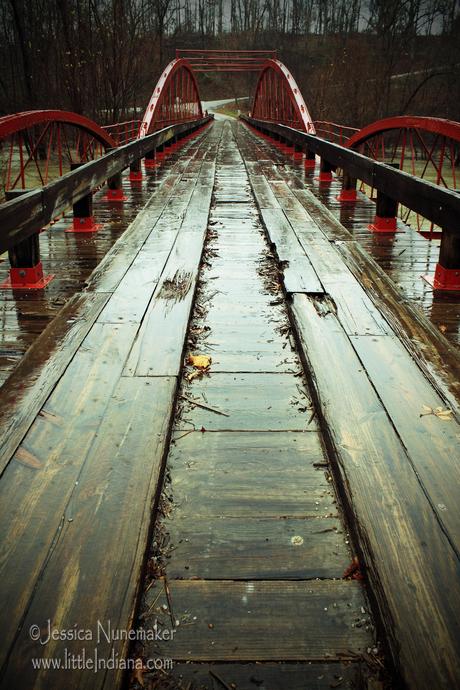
[424,264,460,291]
[1,263,54,290]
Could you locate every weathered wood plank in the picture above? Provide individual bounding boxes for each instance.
[291,293,460,690]
[124,166,215,377]
[169,431,331,518]
[350,332,460,549]
[145,580,372,660]
[0,291,109,475]
[0,376,176,690]
[167,662,366,690]
[177,373,316,431]
[0,323,137,671]
[165,516,348,579]
[257,207,323,294]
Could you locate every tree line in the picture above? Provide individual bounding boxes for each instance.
[1,0,459,126]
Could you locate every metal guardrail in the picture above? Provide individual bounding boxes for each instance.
[242,115,460,236]
[0,116,212,255]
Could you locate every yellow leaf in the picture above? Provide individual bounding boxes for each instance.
[187,354,212,370]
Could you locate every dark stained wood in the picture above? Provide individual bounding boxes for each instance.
[165,516,348,579]
[256,207,323,293]
[337,239,460,408]
[350,332,460,549]
[0,291,109,474]
[242,116,460,235]
[144,580,372,660]
[0,376,176,690]
[166,662,365,690]
[124,166,215,377]
[0,117,212,254]
[291,293,460,690]
[178,373,316,431]
[0,323,137,670]
[246,161,389,336]
[0,129,215,386]
[169,431,333,518]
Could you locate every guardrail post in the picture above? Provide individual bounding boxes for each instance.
[425,228,460,290]
[0,190,54,289]
[369,163,399,232]
[106,171,127,202]
[144,149,158,168]
[67,162,102,233]
[337,172,358,202]
[129,158,143,181]
[304,150,316,169]
[293,144,303,161]
[318,158,333,182]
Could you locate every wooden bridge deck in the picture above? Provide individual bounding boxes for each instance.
[0,119,459,690]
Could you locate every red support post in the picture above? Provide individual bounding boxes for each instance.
[129,158,143,181]
[304,150,316,169]
[337,172,358,202]
[317,157,333,183]
[0,190,54,290]
[106,171,127,202]
[144,149,159,168]
[369,189,398,233]
[67,163,102,233]
[368,163,399,232]
[424,228,460,291]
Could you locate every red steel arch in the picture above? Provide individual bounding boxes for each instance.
[0,110,116,194]
[139,58,203,137]
[346,116,460,150]
[345,115,460,235]
[0,110,116,148]
[251,59,315,134]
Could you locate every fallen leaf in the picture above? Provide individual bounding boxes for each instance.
[187,354,212,370]
[343,556,364,580]
[420,405,453,421]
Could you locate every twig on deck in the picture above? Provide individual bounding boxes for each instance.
[180,394,230,417]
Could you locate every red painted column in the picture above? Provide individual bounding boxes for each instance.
[369,189,398,233]
[425,228,460,290]
[67,163,102,233]
[0,190,54,289]
[337,172,358,202]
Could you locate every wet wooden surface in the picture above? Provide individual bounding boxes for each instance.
[139,123,377,690]
[0,118,459,690]
[239,121,460,690]
[0,124,219,690]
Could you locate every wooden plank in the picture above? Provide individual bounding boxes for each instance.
[243,116,460,235]
[0,376,176,690]
[0,117,212,254]
[257,207,323,294]
[177,373,317,431]
[165,516,348,580]
[291,293,460,690]
[0,323,137,670]
[0,291,109,475]
[145,580,372,660]
[124,165,214,377]
[258,186,389,335]
[350,332,460,549]
[169,431,330,518]
[168,662,366,690]
[338,239,460,410]
[96,257,161,323]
